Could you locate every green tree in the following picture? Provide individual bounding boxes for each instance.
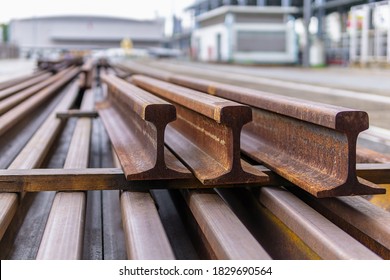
[1,24,8,43]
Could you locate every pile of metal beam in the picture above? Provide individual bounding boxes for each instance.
[0,58,389,260]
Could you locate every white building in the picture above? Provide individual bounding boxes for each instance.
[191,5,299,64]
[9,15,165,55]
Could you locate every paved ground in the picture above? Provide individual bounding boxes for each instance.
[174,60,390,96]
[0,59,36,83]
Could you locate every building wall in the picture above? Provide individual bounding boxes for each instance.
[192,9,298,63]
[193,24,229,61]
[9,16,165,52]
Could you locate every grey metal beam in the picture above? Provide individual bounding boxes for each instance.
[303,0,312,67]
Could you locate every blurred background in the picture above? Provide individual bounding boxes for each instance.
[1,0,389,68]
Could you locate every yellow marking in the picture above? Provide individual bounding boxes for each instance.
[208,85,217,95]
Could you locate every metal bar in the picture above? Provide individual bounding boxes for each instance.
[168,78,383,197]
[80,59,94,89]
[56,110,98,119]
[0,163,388,192]
[216,188,320,260]
[0,72,52,101]
[121,191,175,260]
[357,146,390,163]
[36,89,94,260]
[257,187,381,259]
[0,71,47,91]
[98,73,191,181]
[290,187,390,259]
[182,189,271,259]
[0,68,72,115]
[123,63,383,197]
[131,75,268,185]
[0,67,80,137]
[0,80,80,241]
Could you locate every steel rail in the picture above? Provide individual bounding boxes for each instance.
[121,191,176,259]
[0,67,80,137]
[181,189,271,259]
[80,58,94,89]
[131,75,268,185]
[216,187,321,259]
[122,62,384,197]
[1,163,389,192]
[0,80,80,241]
[0,71,47,91]
[98,73,191,180]
[55,110,98,119]
[0,68,72,115]
[256,186,381,259]
[36,89,94,259]
[290,187,390,259]
[0,72,52,101]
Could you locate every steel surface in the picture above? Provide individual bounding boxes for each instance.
[118,63,384,197]
[98,73,191,180]
[131,75,268,185]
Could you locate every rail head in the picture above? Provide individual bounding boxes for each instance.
[131,74,252,125]
[98,74,191,181]
[169,74,369,133]
[101,73,176,123]
[131,74,267,185]
[160,72,381,197]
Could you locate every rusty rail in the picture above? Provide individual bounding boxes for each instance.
[290,187,390,259]
[121,62,384,197]
[98,73,191,180]
[1,163,389,192]
[81,58,94,89]
[0,72,52,101]
[0,71,47,91]
[0,67,79,137]
[0,79,80,241]
[1,59,390,260]
[0,69,71,115]
[131,75,268,185]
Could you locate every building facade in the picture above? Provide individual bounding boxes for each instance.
[9,15,165,56]
[191,5,299,63]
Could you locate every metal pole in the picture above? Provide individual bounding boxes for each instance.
[349,8,358,63]
[387,1,390,63]
[303,0,312,67]
[361,5,370,65]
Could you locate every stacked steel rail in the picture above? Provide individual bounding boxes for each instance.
[0,58,389,260]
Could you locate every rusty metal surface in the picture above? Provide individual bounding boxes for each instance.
[98,73,191,180]
[181,189,272,259]
[0,71,48,91]
[131,75,268,185]
[216,187,321,260]
[257,186,381,259]
[56,110,98,119]
[290,187,390,259]
[357,146,390,163]
[0,67,79,137]
[0,72,52,101]
[171,76,385,197]
[117,62,384,196]
[119,63,384,197]
[81,59,94,89]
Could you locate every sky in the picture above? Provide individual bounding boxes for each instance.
[0,0,195,23]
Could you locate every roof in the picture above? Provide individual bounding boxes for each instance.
[10,14,164,24]
[196,5,300,22]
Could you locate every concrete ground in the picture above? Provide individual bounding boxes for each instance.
[0,59,36,83]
